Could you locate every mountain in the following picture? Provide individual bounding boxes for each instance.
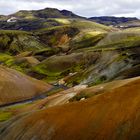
[0,8,139,31]
[117,20,140,28]
[0,7,140,140]
[0,8,85,31]
[0,18,140,86]
[89,16,139,26]
[12,8,84,19]
[0,19,116,85]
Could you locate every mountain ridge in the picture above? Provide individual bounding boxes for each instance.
[0,8,139,28]
[89,16,139,26]
[2,8,85,20]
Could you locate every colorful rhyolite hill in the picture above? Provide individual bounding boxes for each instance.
[0,7,140,140]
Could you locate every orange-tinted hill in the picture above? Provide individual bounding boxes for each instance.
[0,66,52,106]
[0,77,140,140]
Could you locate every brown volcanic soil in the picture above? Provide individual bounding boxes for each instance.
[0,66,52,106]
[0,77,140,140]
[14,85,87,114]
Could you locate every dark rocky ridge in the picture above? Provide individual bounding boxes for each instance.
[89,16,139,26]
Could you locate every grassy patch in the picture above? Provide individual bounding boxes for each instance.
[0,53,12,62]
[72,20,111,31]
[52,18,71,24]
[76,36,140,53]
[0,111,12,122]
[70,33,105,50]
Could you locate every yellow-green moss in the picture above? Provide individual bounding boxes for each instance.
[0,111,12,122]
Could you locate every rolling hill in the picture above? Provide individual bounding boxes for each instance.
[0,66,52,106]
[0,76,140,140]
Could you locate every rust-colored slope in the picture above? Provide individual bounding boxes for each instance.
[16,85,87,113]
[0,66,52,106]
[0,77,140,140]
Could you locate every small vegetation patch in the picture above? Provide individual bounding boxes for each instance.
[0,111,12,122]
[70,33,105,50]
[52,18,71,24]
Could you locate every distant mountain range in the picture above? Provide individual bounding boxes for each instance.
[89,16,139,26]
[0,8,139,31]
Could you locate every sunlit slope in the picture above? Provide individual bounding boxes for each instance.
[0,76,140,140]
[0,66,52,106]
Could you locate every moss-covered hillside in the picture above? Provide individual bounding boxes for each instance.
[0,20,140,87]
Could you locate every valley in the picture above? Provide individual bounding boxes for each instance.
[0,7,140,140]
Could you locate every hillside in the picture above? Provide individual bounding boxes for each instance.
[0,8,139,30]
[0,8,84,31]
[11,8,84,19]
[29,27,140,86]
[0,76,140,140]
[0,18,140,87]
[117,20,140,28]
[0,66,52,106]
[0,18,116,85]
